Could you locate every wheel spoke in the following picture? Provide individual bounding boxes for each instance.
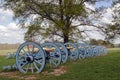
[33,62,39,71]
[18,59,28,68]
[34,50,41,57]
[26,63,30,73]
[27,44,30,54]
[22,48,26,53]
[19,53,27,59]
[31,63,34,73]
[34,53,43,60]
[32,45,35,53]
[51,59,57,66]
[34,60,42,65]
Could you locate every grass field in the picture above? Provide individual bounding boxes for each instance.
[0,48,120,80]
[0,49,17,56]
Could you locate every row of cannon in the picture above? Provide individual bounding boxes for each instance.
[3,42,107,74]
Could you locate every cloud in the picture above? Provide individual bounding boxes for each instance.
[0,8,25,44]
[79,25,105,40]
[0,8,14,26]
[7,23,19,30]
[114,2,120,8]
[101,8,113,24]
[0,8,13,16]
[85,2,95,11]
[0,22,25,44]
[101,3,120,24]
[0,25,7,31]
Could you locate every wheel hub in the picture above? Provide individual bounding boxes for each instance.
[26,56,34,63]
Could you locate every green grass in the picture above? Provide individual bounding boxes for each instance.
[0,48,120,80]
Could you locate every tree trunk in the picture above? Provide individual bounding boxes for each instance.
[64,34,69,43]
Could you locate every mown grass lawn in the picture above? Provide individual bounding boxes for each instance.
[0,48,120,80]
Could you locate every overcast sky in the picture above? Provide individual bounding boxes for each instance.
[0,0,120,44]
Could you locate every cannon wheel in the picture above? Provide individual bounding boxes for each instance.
[16,42,45,74]
[55,42,68,63]
[75,43,87,59]
[89,45,94,57]
[78,43,92,57]
[42,42,62,68]
[93,46,99,56]
[64,42,79,61]
[97,46,103,56]
[103,47,108,54]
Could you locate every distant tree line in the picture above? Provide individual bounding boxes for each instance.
[90,39,115,48]
[0,43,20,50]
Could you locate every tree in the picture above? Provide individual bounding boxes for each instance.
[90,39,97,45]
[2,0,119,43]
[104,0,120,41]
[90,39,114,48]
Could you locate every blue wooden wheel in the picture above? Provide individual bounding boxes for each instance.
[98,46,103,56]
[42,42,62,68]
[92,46,97,56]
[77,43,91,57]
[64,42,79,61]
[100,46,106,55]
[85,47,91,57]
[96,46,100,56]
[55,42,68,63]
[16,42,45,74]
[94,46,100,56]
[89,45,94,57]
[103,46,108,54]
[75,43,87,59]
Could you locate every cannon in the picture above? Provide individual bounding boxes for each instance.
[55,42,68,63]
[76,43,93,58]
[3,42,108,74]
[64,42,79,61]
[41,42,62,68]
[75,43,87,59]
[16,42,46,73]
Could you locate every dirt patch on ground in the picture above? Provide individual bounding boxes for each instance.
[23,75,37,80]
[0,71,19,79]
[43,66,67,76]
[0,66,67,79]
[0,71,39,80]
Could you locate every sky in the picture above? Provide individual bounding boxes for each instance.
[0,0,120,44]
[0,9,25,44]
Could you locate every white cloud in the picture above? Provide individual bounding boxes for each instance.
[101,3,120,24]
[0,8,13,16]
[85,2,95,11]
[0,8,14,25]
[0,8,25,44]
[101,8,113,24]
[0,22,25,44]
[80,26,105,40]
[0,25,7,31]
[114,3,120,8]
[114,38,120,44]
[7,23,19,30]
[0,16,6,22]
